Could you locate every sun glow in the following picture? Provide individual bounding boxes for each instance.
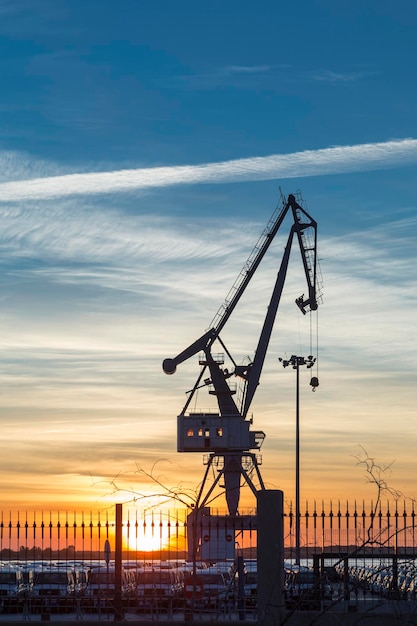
[123,527,169,553]
[122,513,185,554]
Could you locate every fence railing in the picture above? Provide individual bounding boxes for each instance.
[0,500,415,620]
[284,499,417,560]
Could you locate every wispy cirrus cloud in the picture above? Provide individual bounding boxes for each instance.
[0,150,73,183]
[0,139,416,202]
[172,63,278,90]
[221,64,274,74]
[312,69,378,83]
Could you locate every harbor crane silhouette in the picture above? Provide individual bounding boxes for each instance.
[163,190,320,521]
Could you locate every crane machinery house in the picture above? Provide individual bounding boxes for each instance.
[179,412,265,452]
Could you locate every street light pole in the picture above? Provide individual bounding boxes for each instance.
[295,359,301,567]
[279,355,318,566]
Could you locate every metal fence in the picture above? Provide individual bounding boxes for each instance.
[0,500,416,620]
[284,499,417,559]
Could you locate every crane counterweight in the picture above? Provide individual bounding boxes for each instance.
[162,358,177,375]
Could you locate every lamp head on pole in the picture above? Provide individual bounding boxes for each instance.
[279,354,319,391]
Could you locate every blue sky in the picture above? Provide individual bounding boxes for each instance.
[0,0,416,511]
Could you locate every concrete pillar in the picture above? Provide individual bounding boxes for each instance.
[257,489,285,626]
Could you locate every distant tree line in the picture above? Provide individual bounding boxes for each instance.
[0,546,189,560]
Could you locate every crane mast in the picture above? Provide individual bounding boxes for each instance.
[163,191,319,517]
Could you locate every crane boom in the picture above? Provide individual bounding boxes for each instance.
[209,192,298,334]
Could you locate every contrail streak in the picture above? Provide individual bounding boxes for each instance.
[0,138,416,201]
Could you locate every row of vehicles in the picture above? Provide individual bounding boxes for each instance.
[0,558,344,614]
[0,559,251,613]
[0,558,343,614]
[335,559,417,599]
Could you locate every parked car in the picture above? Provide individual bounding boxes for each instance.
[31,567,71,611]
[196,567,232,609]
[135,566,183,609]
[284,565,332,610]
[243,563,257,608]
[84,565,132,611]
[0,567,20,612]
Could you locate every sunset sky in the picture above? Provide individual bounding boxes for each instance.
[0,0,416,515]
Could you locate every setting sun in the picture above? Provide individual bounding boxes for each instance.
[122,512,183,553]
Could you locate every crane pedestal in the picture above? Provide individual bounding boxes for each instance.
[186,506,257,562]
[186,450,264,561]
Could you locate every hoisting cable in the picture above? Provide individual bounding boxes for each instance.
[309,308,319,392]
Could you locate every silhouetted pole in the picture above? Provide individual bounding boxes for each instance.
[279,354,317,566]
[114,503,123,621]
[295,359,301,566]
